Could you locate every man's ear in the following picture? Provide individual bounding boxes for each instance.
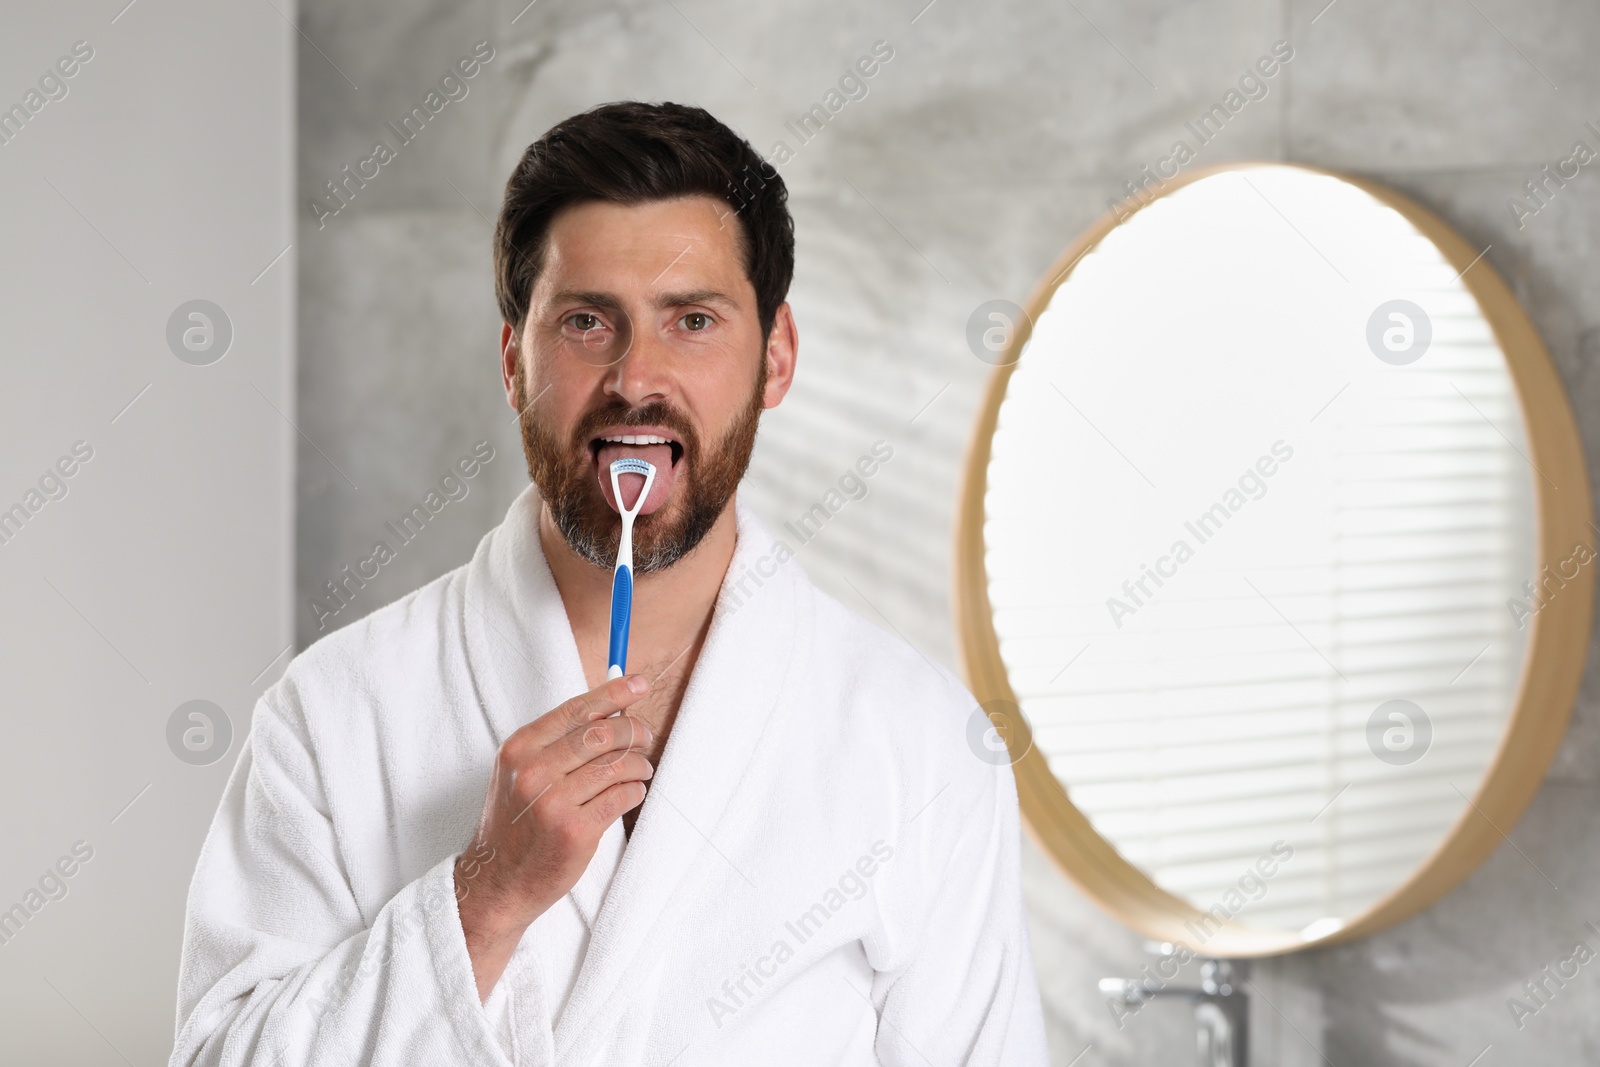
[500,322,520,413]
[762,302,798,410]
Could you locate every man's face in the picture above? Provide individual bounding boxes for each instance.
[505,194,790,573]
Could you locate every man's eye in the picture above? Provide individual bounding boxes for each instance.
[681,312,711,332]
[568,313,602,331]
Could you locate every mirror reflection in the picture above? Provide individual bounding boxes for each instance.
[984,164,1536,936]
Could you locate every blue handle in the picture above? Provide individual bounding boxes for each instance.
[607,565,634,676]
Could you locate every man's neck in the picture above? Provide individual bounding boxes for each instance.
[537,496,738,763]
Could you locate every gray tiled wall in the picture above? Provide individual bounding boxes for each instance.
[295,1,1600,1062]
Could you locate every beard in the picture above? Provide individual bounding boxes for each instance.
[515,362,766,574]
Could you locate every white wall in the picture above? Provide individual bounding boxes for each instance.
[2,0,1593,1063]
[0,3,292,1062]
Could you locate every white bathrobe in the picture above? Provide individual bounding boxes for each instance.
[171,485,1049,1066]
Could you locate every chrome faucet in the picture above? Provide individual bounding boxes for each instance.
[1099,954,1248,1067]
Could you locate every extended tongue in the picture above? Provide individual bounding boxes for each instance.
[597,443,675,513]
[616,470,647,510]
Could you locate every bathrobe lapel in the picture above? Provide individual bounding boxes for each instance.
[459,485,798,1061]
[554,495,798,1061]
[458,485,585,753]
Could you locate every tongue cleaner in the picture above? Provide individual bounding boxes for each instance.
[606,457,657,680]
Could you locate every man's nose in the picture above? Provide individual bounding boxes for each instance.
[603,318,672,407]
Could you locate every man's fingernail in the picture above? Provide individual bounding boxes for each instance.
[626,674,649,694]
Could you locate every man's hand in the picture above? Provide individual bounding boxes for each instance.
[454,673,655,1001]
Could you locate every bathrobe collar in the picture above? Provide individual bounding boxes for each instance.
[459,483,803,1057]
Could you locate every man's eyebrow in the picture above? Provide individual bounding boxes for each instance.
[656,288,739,310]
[548,289,623,311]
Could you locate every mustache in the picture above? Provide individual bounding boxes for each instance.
[569,399,698,458]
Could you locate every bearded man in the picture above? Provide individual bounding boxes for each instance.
[170,100,1048,1067]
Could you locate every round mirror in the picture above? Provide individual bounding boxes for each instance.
[956,162,1593,955]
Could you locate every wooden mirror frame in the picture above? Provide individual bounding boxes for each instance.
[954,160,1595,956]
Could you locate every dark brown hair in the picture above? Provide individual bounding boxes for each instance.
[494,101,794,344]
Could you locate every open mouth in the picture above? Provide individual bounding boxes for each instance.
[587,432,684,467]
[589,427,684,515]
